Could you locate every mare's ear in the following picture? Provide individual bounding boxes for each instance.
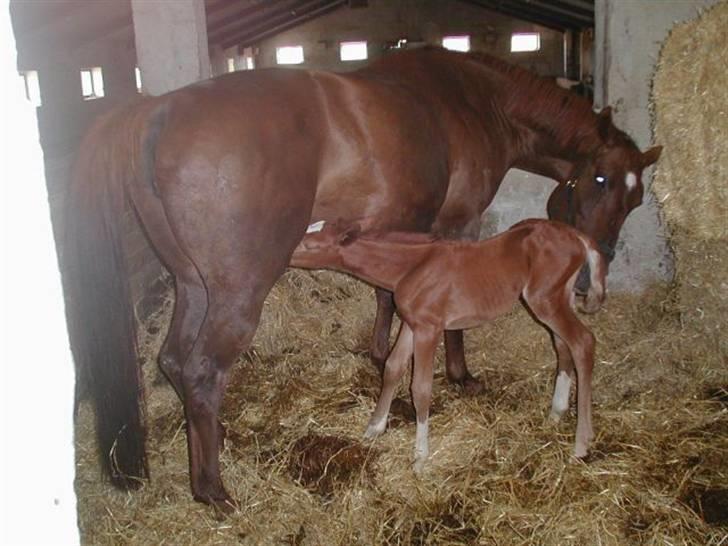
[338,223,361,246]
[597,106,613,140]
[641,145,663,168]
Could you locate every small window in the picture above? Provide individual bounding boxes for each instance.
[276,46,304,65]
[135,67,142,93]
[227,58,236,73]
[20,70,41,106]
[442,35,470,52]
[244,56,255,70]
[340,41,368,61]
[511,33,540,52]
[80,67,104,100]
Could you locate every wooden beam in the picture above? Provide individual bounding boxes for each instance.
[208,0,301,39]
[213,0,341,46]
[459,0,570,32]
[220,0,345,49]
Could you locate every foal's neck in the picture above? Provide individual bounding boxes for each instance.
[337,237,434,291]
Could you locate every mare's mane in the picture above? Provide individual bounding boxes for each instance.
[450,48,603,154]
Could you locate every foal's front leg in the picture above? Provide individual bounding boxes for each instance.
[411,326,439,473]
[549,334,575,422]
[364,323,414,438]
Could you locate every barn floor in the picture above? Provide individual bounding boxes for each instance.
[74,269,727,545]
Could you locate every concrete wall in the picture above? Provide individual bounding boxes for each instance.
[249,0,566,76]
[588,0,722,290]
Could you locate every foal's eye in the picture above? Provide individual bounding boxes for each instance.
[595,175,607,186]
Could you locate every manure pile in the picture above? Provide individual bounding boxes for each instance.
[74,4,727,544]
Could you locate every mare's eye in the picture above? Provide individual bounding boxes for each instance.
[595,175,607,185]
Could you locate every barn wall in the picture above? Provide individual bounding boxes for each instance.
[13,5,162,316]
[248,0,565,76]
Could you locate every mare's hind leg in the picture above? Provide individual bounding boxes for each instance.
[549,334,575,422]
[370,288,395,372]
[530,301,595,458]
[365,323,414,438]
[181,287,268,511]
[444,330,483,395]
[159,276,207,400]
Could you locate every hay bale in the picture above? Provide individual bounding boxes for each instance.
[651,0,728,354]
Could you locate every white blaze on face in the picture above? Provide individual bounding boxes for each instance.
[625,172,637,191]
[306,220,325,233]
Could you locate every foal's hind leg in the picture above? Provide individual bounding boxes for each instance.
[411,326,439,473]
[549,334,575,422]
[365,322,414,438]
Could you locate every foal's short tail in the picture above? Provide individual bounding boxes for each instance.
[576,234,607,314]
[64,98,167,489]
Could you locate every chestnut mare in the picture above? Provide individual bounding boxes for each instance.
[291,218,606,470]
[64,47,661,510]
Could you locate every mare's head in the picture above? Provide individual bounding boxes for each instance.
[291,220,361,269]
[547,108,662,291]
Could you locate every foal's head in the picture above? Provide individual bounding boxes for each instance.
[547,108,662,279]
[292,220,361,268]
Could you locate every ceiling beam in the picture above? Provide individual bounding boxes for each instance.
[522,0,593,25]
[460,0,571,31]
[208,0,303,40]
[220,0,345,49]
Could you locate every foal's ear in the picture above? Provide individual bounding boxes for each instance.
[641,145,663,168]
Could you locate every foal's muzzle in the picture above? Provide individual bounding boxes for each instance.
[574,241,615,295]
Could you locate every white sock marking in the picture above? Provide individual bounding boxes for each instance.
[551,371,572,419]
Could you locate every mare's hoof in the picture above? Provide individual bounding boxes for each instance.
[449,373,484,396]
[549,410,564,423]
[413,458,427,475]
[573,445,589,459]
[194,491,238,515]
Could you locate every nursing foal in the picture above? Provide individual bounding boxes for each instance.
[291,218,606,471]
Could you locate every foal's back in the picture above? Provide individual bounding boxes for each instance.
[392,220,588,329]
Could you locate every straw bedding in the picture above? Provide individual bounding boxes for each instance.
[74,4,727,544]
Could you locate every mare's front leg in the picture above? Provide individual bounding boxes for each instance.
[370,288,395,372]
[411,326,439,473]
[364,323,414,438]
[444,330,483,395]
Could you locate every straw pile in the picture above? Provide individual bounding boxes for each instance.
[73,5,727,544]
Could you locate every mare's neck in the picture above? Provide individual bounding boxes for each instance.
[458,53,604,181]
[337,238,433,291]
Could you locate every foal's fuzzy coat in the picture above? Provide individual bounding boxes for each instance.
[291,219,606,470]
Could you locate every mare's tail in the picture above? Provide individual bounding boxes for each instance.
[576,234,607,314]
[64,99,167,488]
